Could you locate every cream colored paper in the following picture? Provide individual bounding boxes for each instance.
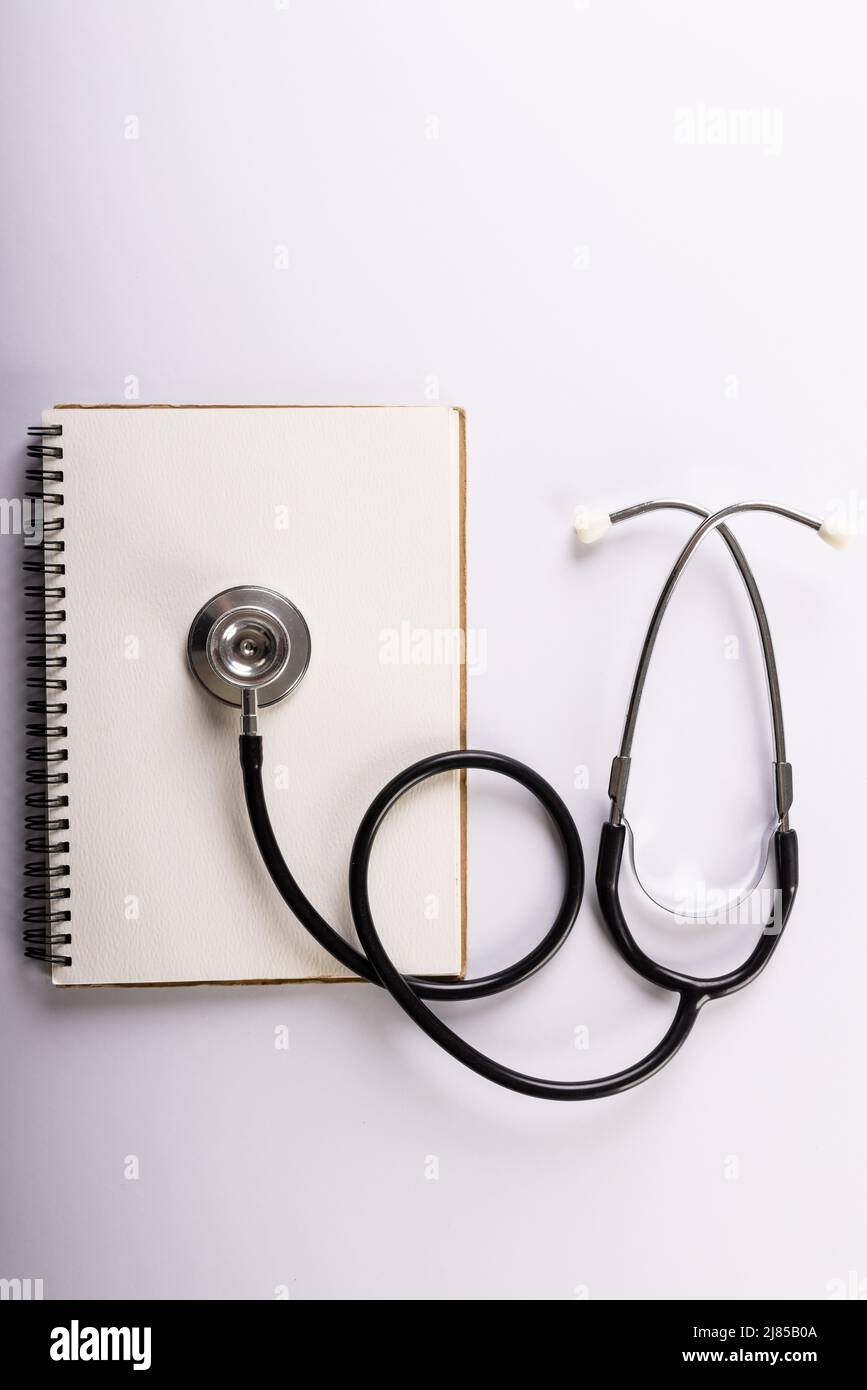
[46,406,465,985]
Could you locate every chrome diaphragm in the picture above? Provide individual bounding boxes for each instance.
[187,585,311,707]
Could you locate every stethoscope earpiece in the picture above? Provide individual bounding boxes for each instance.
[187,585,311,709]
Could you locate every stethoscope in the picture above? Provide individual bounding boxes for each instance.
[187,498,847,1101]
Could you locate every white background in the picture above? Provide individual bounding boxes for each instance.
[1,0,865,1299]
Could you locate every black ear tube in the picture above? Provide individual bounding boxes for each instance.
[595,821,799,1002]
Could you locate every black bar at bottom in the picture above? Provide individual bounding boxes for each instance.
[1,1297,861,1374]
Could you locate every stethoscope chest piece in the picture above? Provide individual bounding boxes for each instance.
[187,584,311,707]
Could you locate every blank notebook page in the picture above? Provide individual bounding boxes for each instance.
[46,405,465,985]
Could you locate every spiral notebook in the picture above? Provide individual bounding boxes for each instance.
[25,405,467,986]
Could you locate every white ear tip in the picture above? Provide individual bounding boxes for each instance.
[818,519,852,550]
[573,508,612,545]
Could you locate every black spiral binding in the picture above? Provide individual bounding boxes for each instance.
[23,423,71,965]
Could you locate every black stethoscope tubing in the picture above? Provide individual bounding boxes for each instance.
[241,743,584,1003]
[242,736,797,1102]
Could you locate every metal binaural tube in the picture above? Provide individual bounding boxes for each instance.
[610,500,822,827]
[609,499,788,777]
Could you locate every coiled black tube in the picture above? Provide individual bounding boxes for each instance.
[240,734,797,1100]
[241,738,584,1002]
